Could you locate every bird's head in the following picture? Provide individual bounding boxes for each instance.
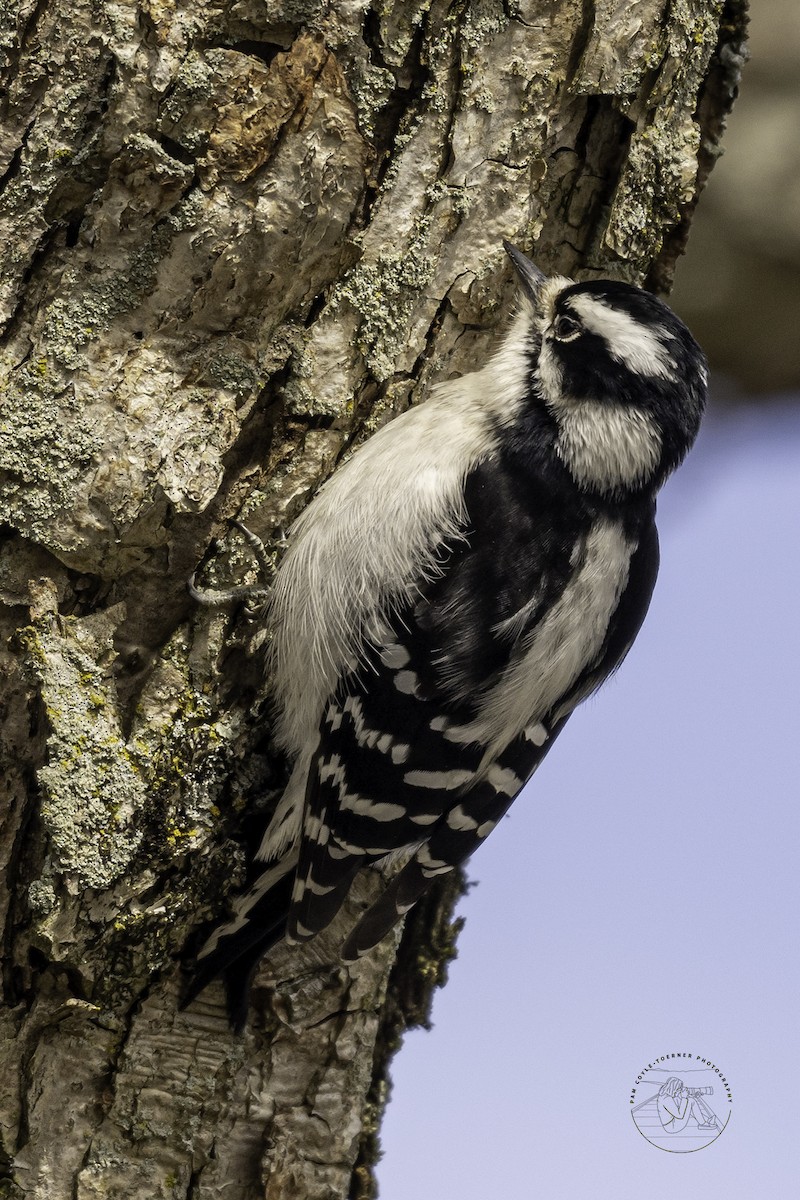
[503,242,707,497]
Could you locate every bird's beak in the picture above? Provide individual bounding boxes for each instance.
[503,241,546,305]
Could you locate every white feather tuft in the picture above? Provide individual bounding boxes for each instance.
[266,310,536,762]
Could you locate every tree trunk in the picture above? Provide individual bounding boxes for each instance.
[0,1,746,1197]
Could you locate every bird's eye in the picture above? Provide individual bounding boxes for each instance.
[553,314,581,341]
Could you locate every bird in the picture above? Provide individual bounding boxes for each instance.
[185,241,707,1028]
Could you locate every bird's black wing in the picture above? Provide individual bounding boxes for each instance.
[286,459,660,953]
[186,456,659,1015]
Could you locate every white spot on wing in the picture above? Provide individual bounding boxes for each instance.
[341,694,406,759]
[303,876,336,896]
[418,845,447,868]
[292,921,316,940]
[442,722,482,746]
[380,643,411,669]
[394,670,421,695]
[404,768,474,790]
[304,815,331,846]
[319,755,346,786]
[341,796,406,821]
[325,704,343,731]
[486,764,522,796]
[446,804,479,832]
[418,845,452,876]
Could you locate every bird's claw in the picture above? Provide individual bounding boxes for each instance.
[188,520,286,618]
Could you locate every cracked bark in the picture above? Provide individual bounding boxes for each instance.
[0,1,746,1197]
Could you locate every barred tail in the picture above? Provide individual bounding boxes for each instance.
[340,856,439,962]
[182,851,298,1031]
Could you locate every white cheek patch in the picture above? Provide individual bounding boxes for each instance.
[536,285,666,493]
[555,400,661,493]
[568,293,677,380]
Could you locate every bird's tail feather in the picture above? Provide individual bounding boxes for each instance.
[181,852,298,1028]
[341,856,440,962]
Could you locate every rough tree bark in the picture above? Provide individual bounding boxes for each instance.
[0,1,746,1197]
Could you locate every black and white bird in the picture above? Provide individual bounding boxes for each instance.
[187,242,707,1026]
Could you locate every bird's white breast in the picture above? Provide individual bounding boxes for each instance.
[443,517,634,764]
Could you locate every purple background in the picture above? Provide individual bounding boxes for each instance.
[377,398,800,1197]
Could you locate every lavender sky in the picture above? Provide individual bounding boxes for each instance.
[377,395,800,1198]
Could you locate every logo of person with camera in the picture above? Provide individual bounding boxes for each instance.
[656,1077,718,1133]
[630,1054,732,1151]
